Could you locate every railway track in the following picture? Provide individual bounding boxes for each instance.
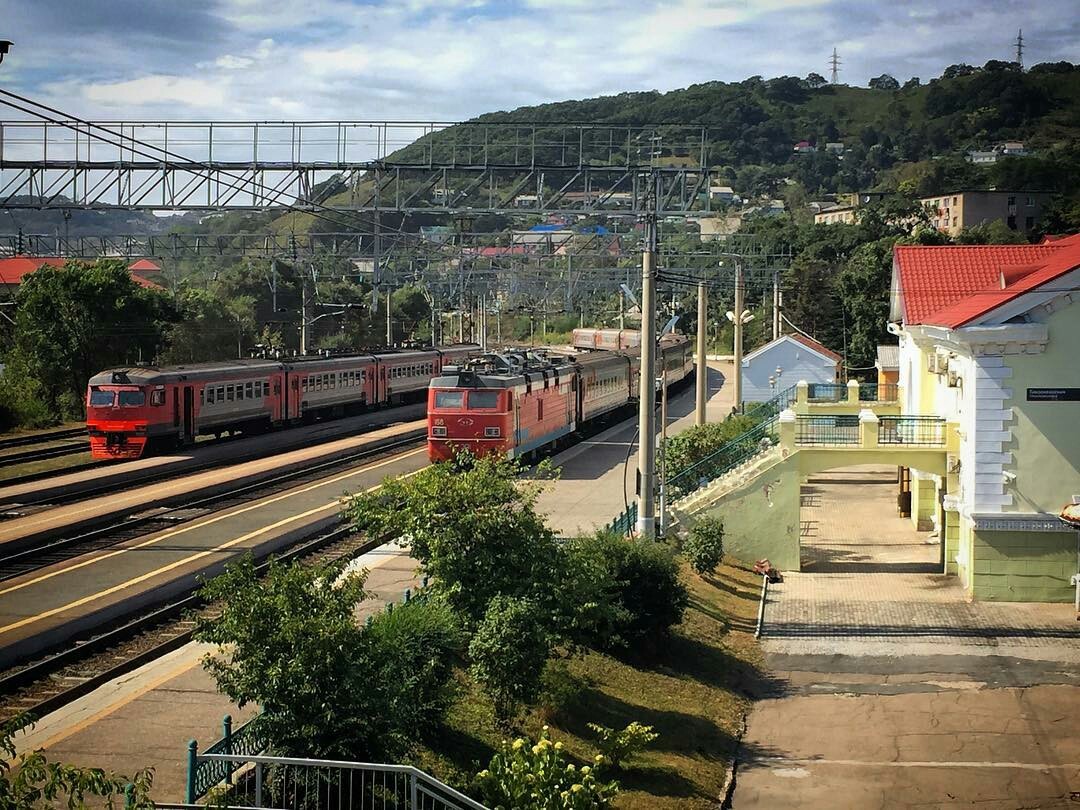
[0,428,86,452]
[0,431,424,581]
[0,523,384,724]
[0,440,91,469]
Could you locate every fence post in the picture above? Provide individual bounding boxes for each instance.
[222,715,233,785]
[185,740,198,804]
[410,771,419,808]
[846,379,860,404]
[404,588,411,602]
[859,408,879,449]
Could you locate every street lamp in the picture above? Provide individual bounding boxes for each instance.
[0,41,12,65]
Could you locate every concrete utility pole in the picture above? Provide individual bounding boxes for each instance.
[772,271,780,341]
[733,261,744,410]
[636,180,658,537]
[695,280,707,426]
[619,288,625,330]
[659,367,669,534]
[385,289,392,346]
[299,265,311,355]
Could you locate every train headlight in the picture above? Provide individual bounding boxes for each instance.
[484,427,501,438]
[431,425,447,437]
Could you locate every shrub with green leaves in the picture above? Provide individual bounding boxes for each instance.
[194,556,458,760]
[560,532,688,653]
[684,516,725,575]
[469,595,551,727]
[474,726,618,810]
[587,722,659,770]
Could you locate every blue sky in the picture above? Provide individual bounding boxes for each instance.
[1,0,1077,121]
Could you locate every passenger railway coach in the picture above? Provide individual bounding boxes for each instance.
[427,335,693,462]
[86,344,478,460]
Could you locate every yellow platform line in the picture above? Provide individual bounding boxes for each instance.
[0,451,425,637]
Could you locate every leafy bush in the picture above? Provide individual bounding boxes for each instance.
[561,532,688,654]
[365,593,463,738]
[194,556,458,760]
[345,452,562,628]
[684,517,725,575]
[474,726,618,810]
[587,722,659,770]
[538,659,588,721]
[469,595,551,727]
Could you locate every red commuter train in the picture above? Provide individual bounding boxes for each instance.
[427,335,694,462]
[86,345,479,460]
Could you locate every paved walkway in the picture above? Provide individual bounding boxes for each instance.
[537,361,732,537]
[733,465,1080,809]
[14,544,421,802]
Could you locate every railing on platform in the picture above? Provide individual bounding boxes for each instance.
[745,383,798,420]
[858,382,900,402]
[189,753,487,810]
[806,383,847,403]
[878,416,947,446]
[794,415,860,445]
[665,416,779,499]
[187,715,273,803]
[607,501,638,536]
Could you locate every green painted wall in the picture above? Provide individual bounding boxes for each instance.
[910,476,936,531]
[971,529,1077,602]
[1005,304,1080,515]
[691,454,802,571]
[944,509,960,575]
[957,517,975,596]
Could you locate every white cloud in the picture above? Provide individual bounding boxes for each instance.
[79,75,228,109]
[215,54,255,69]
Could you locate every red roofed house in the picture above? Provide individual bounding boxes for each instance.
[889,233,1080,601]
[0,256,162,296]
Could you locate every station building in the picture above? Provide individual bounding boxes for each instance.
[890,235,1080,601]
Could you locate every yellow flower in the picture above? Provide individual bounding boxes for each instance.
[542,724,550,732]
[554,741,564,751]
[512,739,525,751]
[581,766,591,776]
[571,784,583,793]
[478,770,490,779]
[594,754,605,764]
[566,764,576,772]
[532,745,541,755]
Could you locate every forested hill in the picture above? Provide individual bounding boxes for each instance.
[450,60,1080,199]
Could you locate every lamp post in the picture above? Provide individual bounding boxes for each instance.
[725,304,754,412]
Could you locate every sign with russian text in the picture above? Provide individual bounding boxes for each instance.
[1027,388,1080,402]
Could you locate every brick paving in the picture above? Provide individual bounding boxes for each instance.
[765,465,1080,659]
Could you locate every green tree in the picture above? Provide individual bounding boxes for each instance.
[5,260,175,420]
[469,595,551,727]
[193,556,458,760]
[344,453,561,627]
[162,287,256,363]
[684,517,725,576]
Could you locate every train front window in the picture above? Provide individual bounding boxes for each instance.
[434,391,465,409]
[468,391,500,409]
[89,389,114,407]
[118,390,145,407]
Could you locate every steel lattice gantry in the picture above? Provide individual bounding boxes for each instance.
[0,120,727,216]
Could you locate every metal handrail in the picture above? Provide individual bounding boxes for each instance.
[666,416,779,498]
[794,415,860,445]
[806,382,846,402]
[745,384,798,419]
[878,415,947,446]
[858,382,900,402]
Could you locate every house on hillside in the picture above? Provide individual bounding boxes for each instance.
[890,234,1080,601]
[875,344,899,388]
[740,333,841,404]
[0,256,162,297]
[792,141,816,154]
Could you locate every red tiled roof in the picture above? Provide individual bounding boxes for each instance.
[127,258,163,273]
[893,244,1062,325]
[894,236,1080,329]
[788,332,843,362]
[0,257,161,289]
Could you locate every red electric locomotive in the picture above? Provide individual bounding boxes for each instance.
[427,335,694,463]
[86,344,479,460]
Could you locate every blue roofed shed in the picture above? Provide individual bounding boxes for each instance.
[740,334,841,403]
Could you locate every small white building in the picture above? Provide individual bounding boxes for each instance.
[740,334,841,403]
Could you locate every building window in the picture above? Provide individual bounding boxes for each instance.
[1025,216,1035,229]
[1026,196,1035,207]
[1007,215,1017,229]
[1007,196,1016,206]
[952,196,958,205]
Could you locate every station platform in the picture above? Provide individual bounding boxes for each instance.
[0,416,425,553]
[536,361,732,536]
[0,403,425,505]
[0,437,427,667]
[12,544,420,802]
[10,363,731,801]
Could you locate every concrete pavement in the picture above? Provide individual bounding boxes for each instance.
[733,465,1080,809]
[537,361,732,537]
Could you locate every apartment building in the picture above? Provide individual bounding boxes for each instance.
[920,190,1052,236]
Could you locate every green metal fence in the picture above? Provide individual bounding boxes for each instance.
[795,415,860,445]
[665,416,780,500]
[878,415,947,446]
[858,382,899,402]
[806,382,847,403]
[607,501,638,536]
[745,384,797,420]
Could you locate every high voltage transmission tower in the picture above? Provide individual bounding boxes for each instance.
[829,48,841,85]
[1015,28,1024,68]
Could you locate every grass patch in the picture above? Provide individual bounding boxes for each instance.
[413,559,765,808]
